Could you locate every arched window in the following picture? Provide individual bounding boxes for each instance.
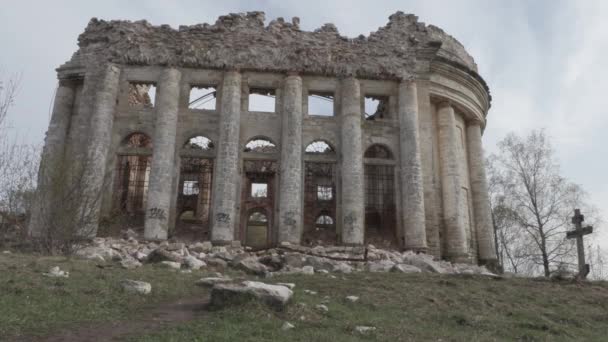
[364,144,393,159]
[316,214,334,226]
[248,210,268,223]
[305,140,335,154]
[123,133,152,148]
[244,138,277,153]
[184,136,214,150]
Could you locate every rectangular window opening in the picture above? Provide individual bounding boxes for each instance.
[308,92,334,116]
[248,88,276,112]
[183,180,200,195]
[364,95,389,120]
[189,86,217,110]
[251,182,268,198]
[128,82,156,108]
[317,185,333,201]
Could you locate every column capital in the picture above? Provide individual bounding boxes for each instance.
[467,118,484,127]
[400,78,418,87]
[436,99,453,111]
[286,70,300,77]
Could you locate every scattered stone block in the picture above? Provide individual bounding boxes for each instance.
[315,304,329,313]
[120,258,142,269]
[160,261,181,270]
[281,322,295,331]
[210,281,293,310]
[184,255,206,270]
[232,256,268,276]
[392,264,422,273]
[43,266,69,278]
[120,280,151,295]
[346,295,359,302]
[355,326,376,334]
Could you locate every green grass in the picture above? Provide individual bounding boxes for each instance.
[2,252,608,341]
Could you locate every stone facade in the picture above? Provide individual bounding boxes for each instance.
[29,11,497,264]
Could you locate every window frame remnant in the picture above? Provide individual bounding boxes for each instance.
[189,85,217,110]
[248,87,277,113]
[184,136,214,151]
[305,140,334,154]
[251,182,268,198]
[307,91,335,117]
[124,132,153,149]
[316,185,333,201]
[244,138,278,153]
[364,144,394,159]
[364,95,390,120]
[128,82,156,108]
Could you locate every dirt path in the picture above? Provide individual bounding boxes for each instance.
[22,297,207,342]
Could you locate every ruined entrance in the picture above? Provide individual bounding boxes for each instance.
[176,158,213,239]
[176,136,214,240]
[364,144,397,248]
[303,140,337,245]
[113,133,152,225]
[241,159,277,249]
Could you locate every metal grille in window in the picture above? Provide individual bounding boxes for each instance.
[364,145,393,159]
[114,155,151,214]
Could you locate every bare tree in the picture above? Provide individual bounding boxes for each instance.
[0,70,21,128]
[0,71,37,246]
[488,130,597,277]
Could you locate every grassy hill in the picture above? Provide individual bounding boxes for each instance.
[1,252,607,341]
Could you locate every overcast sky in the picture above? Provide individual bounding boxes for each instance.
[1,0,606,245]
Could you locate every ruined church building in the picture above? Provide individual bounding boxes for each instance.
[30,12,497,265]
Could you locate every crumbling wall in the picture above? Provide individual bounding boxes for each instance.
[67,11,480,82]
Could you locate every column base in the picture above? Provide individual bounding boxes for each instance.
[403,246,427,254]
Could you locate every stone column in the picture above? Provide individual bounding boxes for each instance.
[78,64,122,237]
[467,122,498,264]
[340,77,365,245]
[398,80,427,252]
[278,74,303,244]
[28,81,76,237]
[144,68,182,240]
[437,102,468,262]
[210,71,242,244]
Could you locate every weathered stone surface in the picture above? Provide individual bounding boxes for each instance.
[281,322,295,331]
[402,254,445,273]
[160,261,182,270]
[232,256,269,276]
[195,277,233,287]
[315,304,329,313]
[346,295,359,302]
[210,281,293,310]
[355,326,376,334]
[367,260,396,272]
[392,264,422,273]
[189,241,213,253]
[120,280,151,295]
[332,262,354,274]
[120,258,142,269]
[148,248,184,263]
[301,266,315,275]
[184,255,206,270]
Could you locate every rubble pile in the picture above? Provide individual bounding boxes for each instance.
[74,230,497,277]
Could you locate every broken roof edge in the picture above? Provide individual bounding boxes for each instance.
[63,11,489,106]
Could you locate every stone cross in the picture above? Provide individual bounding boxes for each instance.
[566,209,593,279]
